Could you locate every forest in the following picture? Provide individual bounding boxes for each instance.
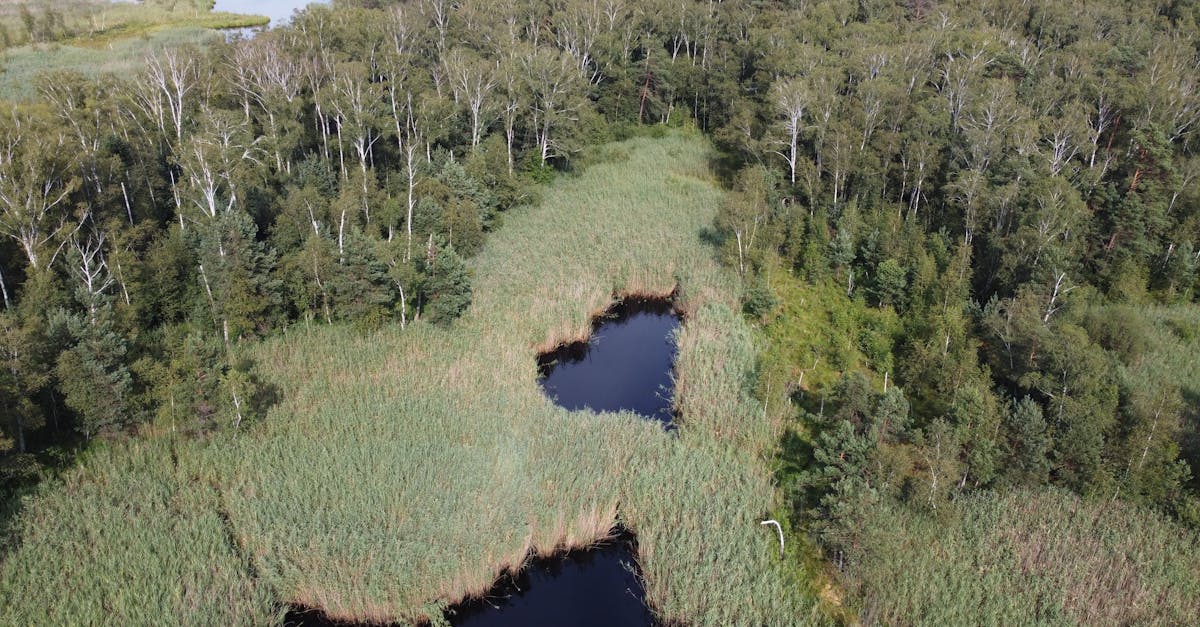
[2,0,1200,624]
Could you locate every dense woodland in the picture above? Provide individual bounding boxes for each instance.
[2,0,1200,622]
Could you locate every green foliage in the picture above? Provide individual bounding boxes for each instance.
[869,258,907,308]
[191,211,282,341]
[1002,396,1052,486]
[0,311,49,455]
[138,228,200,328]
[420,238,472,326]
[521,152,556,185]
[792,374,912,550]
[325,230,395,325]
[741,278,777,319]
[53,306,134,439]
[756,270,900,413]
[714,165,781,275]
[463,134,537,218]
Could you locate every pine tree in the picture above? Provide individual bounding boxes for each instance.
[421,238,472,325]
[54,305,133,439]
[193,210,282,344]
[1003,396,1052,485]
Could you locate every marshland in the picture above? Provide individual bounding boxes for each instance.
[0,0,268,99]
[3,1,1200,625]
[0,133,812,624]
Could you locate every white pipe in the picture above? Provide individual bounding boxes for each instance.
[760,519,784,559]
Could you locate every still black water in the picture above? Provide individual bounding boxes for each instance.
[537,299,680,426]
[283,537,653,627]
[446,536,652,627]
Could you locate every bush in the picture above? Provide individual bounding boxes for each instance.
[742,279,778,319]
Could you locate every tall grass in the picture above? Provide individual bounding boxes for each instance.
[848,488,1200,625]
[0,439,277,624]
[0,132,819,624]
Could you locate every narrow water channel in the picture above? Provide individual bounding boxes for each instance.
[537,298,680,426]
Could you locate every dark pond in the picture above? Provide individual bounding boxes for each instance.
[446,534,653,627]
[537,299,680,426]
[281,535,653,627]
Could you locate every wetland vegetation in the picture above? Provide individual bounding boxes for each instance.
[1,0,1199,624]
[0,0,267,99]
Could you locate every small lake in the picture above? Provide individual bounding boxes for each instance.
[537,299,680,426]
[212,0,330,27]
[446,536,653,627]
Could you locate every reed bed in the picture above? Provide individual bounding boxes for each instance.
[0,439,277,625]
[849,489,1200,626]
[0,132,817,624]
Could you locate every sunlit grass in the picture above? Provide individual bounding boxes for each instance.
[849,488,1200,625]
[0,439,277,624]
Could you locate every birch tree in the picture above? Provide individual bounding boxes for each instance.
[770,78,808,185]
[0,115,81,272]
[175,111,262,227]
[329,61,384,231]
[228,36,304,174]
[552,0,604,83]
[443,49,497,149]
[523,46,585,164]
[496,50,526,174]
[140,48,199,143]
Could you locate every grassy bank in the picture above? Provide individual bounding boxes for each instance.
[0,132,819,624]
[0,0,267,101]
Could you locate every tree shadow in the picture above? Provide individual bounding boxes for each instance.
[1,421,85,557]
[707,151,743,187]
[697,225,725,250]
[776,426,817,517]
[249,375,283,421]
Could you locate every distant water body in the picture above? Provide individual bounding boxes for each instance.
[212,0,330,27]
